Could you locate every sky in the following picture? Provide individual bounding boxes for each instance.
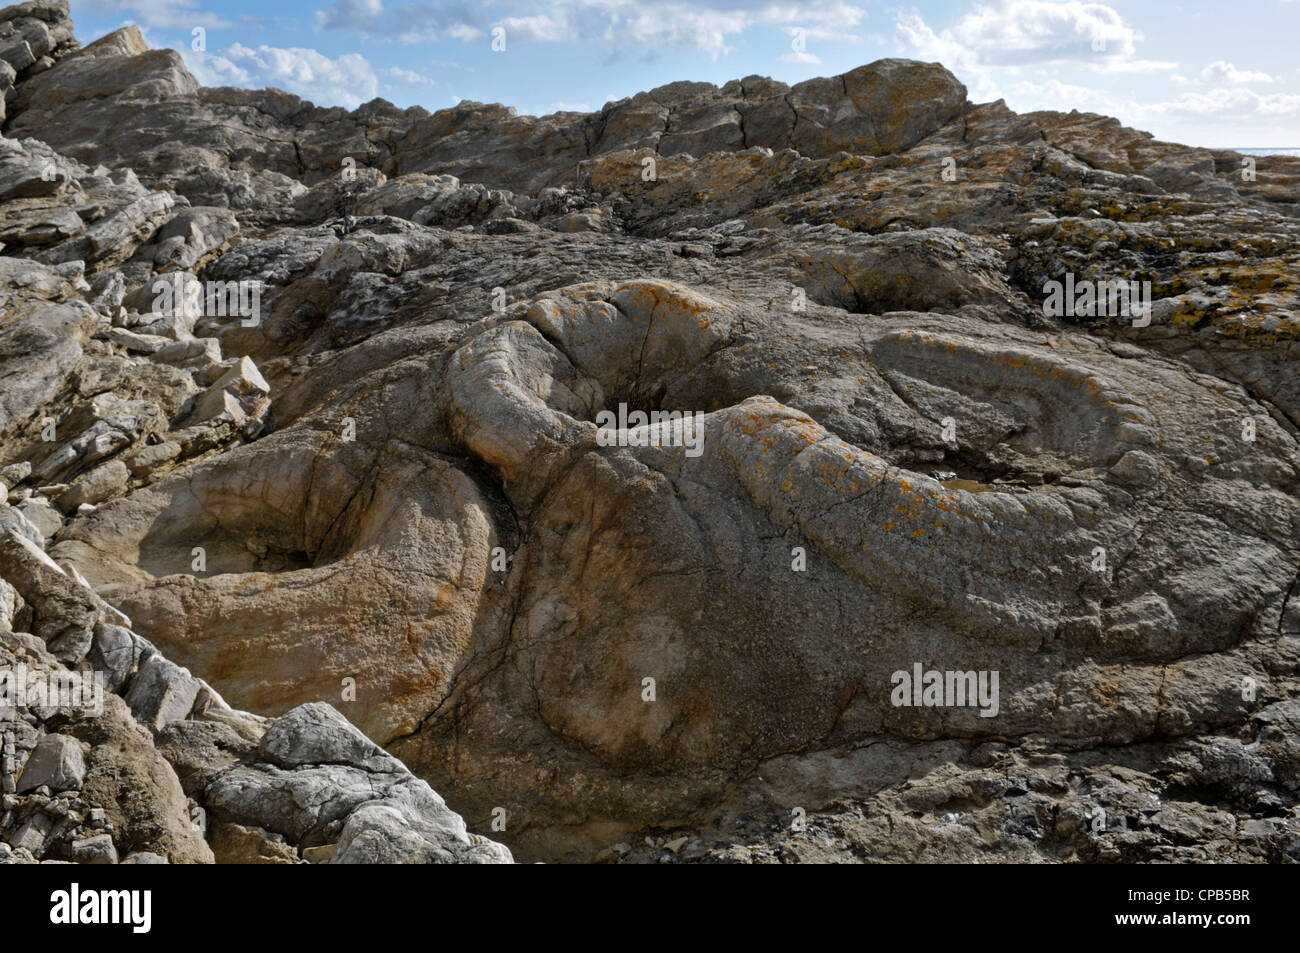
[68,0,1300,148]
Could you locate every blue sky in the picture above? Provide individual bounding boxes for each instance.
[71,1,1300,148]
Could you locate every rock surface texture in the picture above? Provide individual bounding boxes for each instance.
[2,1,1299,863]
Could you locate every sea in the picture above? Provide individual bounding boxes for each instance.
[1231,148,1300,157]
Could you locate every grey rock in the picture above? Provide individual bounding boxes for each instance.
[17,733,85,792]
[164,703,511,862]
[120,851,168,864]
[152,337,220,368]
[0,501,44,548]
[2,5,1298,867]
[190,355,269,425]
[105,327,169,353]
[0,461,32,485]
[0,263,96,438]
[89,622,137,692]
[129,205,238,272]
[10,810,53,853]
[124,441,181,478]
[122,654,200,733]
[258,702,397,773]
[56,459,129,509]
[333,778,512,864]
[15,496,63,540]
[68,832,117,863]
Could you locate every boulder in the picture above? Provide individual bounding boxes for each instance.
[17,734,85,792]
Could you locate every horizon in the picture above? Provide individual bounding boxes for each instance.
[68,0,1299,151]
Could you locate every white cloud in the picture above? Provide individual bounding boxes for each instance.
[780,50,823,65]
[313,1,869,58]
[79,0,233,29]
[1199,61,1277,85]
[999,73,1300,136]
[1004,76,1139,117]
[769,7,867,42]
[894,1,1192,115]
[616,6,750,59]
[383,66,437,86]
[446,23,484,41]
[314,0,391,31]
[949,0,1137,64]
[895,1,1168,84]
[1151,87,1300,119]
[895,11,966,66]
[1094,58,1178,74]
[497,15,567,43]
[185,43,380,109]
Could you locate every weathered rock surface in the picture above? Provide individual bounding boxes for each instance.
[1,3,1298,864]
[0,519,511,863]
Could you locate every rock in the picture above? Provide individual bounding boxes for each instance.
[210,821,299,864]
[70,693,214,863]
[88,270,125,314]
[124,441,180,478]
[190,355,269,424]
[152,337,220,368]
[0,204,81,246]
[0,529,98,648]
[68,832,117,863]
[123,654,200,733]
[0,843,39,863]
[17,734,85,792]
[15,497,62,539]
[0,500,44,548]
[0,461,31,485]
[0,135,74,201]
[120,851,168,864]
[27,390,167,486]
[129,206,238,272]
[39,191,179,269]
[258,702,396,772]
[105,327,169,353]
[301,843,337,863]
[10,811,53,853]
[57,459,129,509]
[89,622,138,692]
[188,703,511,863]
[351,172,518,228]
[0,260,97,438]
[1,5,1298,867]
[189,388,244,426]
[333,778,513,864]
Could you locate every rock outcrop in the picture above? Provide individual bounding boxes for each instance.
[2,1,1298,863]
[0,521,511,864]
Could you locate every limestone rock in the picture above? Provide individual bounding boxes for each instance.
[17,734,84,792]
[57,458,129,509]
[0,1,1297,867]
[209,822,299,864]
[123,654,201,733]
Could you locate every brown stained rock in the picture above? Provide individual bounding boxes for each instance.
[57,432,499,743]
[1,6,1298,865]
[17,733,84,792]
[209,821,300,864]
[68,693,214,863]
